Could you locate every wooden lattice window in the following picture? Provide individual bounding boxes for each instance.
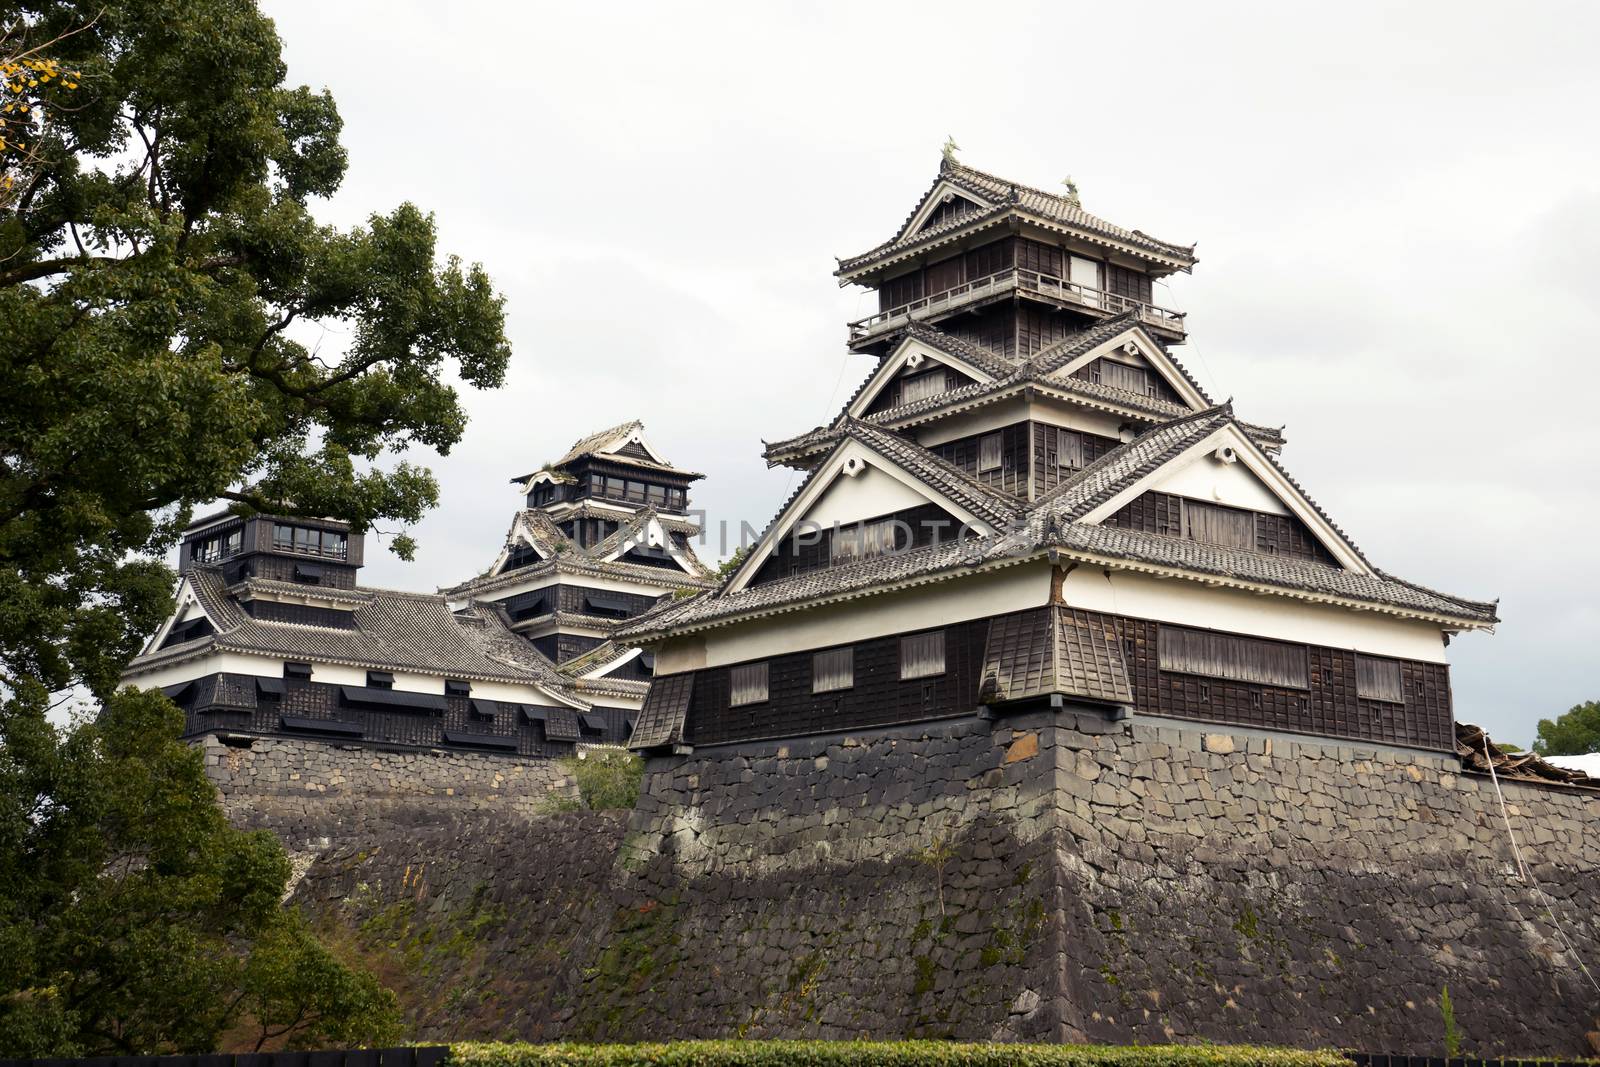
[1100,359,1152,396]
[900,631,946,680]
[812,648,854,693]
[900,369,947,406]
[831,518,901,565]
[1057,428,1085,469]
[1356,655,1405,703]
[729,662,769,707]
[1158,626,1309,689]
[1183,500,1257,550]
[978,432,1003,473]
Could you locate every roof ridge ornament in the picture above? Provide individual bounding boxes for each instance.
[1061,175,1081,208]
[941,135,960,167]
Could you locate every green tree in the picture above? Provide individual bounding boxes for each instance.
[1532,700,1600,757]
[1,0,508,1052]
[1,0,509,700]
[0,687,399,1054]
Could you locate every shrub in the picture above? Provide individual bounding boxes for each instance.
[559,749,645,811]
[451,1041,1353,1067]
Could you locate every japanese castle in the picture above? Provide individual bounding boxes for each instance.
[621,154,1498,753]
[124,155,1499,766]
[120,421,715,755]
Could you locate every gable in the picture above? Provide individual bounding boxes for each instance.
[1046,325,1208,411]
[848,335,999,420]
[1080,422,1369,572]
[723,437,1000,596]
[896,180,993,242]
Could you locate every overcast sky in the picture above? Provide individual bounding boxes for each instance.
[257,0,1598,747]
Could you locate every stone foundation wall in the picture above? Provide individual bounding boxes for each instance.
[274,713,1600,1054]
[199,732,573,848]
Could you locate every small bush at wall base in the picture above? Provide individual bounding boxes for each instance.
[451,1041,1353,1067]
[556,749,645,811]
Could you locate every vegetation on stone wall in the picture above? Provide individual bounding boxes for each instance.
[451,1042,1353,1067]
[554,750,645,811]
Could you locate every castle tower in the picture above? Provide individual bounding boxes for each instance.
[445,420,717,686]
[838,157,1195,359]
[623,155,1497,755]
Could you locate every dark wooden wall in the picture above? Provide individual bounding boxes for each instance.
[170,673,633,756]
[1070,357,1187,406]
[747,502,960,588]
[1107,490,1339,565]
[1031,423,1119,498]
[931,423,1032,496]
[677,606,1453,751]
[685,618,991,746]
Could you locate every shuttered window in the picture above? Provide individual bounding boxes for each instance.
[978,432,1003,472]
[1158,626,1309,689]
[1057,428,1085,469]
[729,662,769,707]
[1183,501,1257,550]
[900,631,946,680]
[1356,655,1405,703]
[1100,359,1152,396]
[900,369,947,405]
[831,518,901,564]
[812,647,854,693]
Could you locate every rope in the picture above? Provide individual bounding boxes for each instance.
[1481,734,1600,996]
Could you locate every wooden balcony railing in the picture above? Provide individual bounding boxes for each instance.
[847,267,1187,343]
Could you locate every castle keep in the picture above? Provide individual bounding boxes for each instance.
[622,155,1497,756]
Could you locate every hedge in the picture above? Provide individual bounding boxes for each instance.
[451,1042,1353,1067]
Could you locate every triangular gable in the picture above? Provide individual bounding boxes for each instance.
[600,514,700,575]
[1078,421,1370,572]
[591,424,673,467]
[895,179,996,243]
[1042,323,1209,411]
[486,514,560,578]
[847,333,1001,419]
[139,576,219,655]
[724,435,999,595]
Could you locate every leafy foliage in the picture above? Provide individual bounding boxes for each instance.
[1532,700,1600,757]
[558,749,644,811]
[0,685,398,1055]
[0,0,510,700]
[451,1041,1354,1067]
[1,0,505,1053]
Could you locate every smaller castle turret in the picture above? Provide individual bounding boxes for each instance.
[179,510,364,589]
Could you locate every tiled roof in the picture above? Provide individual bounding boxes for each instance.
[124,569,594,699]
[761,316,1289,471]
[510,420,704,483]
[1046,523,1496,623]
[556,419,644,466]
[900,321,1016,379]
[628,406,1497,637]
[846,420,1022,529]
[838,159,1198,275]
[444,508,716,597]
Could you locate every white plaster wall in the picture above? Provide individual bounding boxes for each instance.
[1150,452,1289,514]
[670,561,1053,670]
[124,651,288,688]
[802,464,931,528]
[1060,565,1450,663]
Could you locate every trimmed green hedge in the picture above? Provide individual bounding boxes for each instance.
[451,1042,1352,1067]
